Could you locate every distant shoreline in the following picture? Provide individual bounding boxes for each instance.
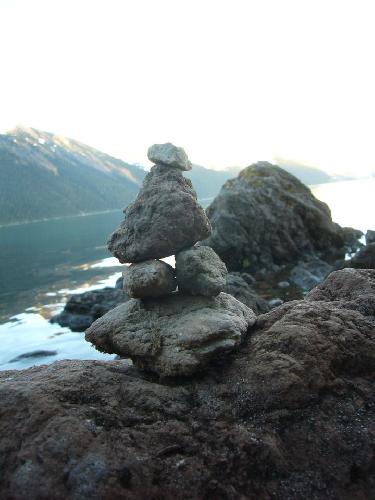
[0,208,124,229]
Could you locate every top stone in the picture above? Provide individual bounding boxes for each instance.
[147,143,192,171]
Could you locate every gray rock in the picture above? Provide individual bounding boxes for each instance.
[366,229,375,245]
[348,242,375,270]
[51,287,128,331]
[108,165,211,263]
[277,281,290,289]
[123,260,176,298]
[147,142,192,171]
[202,162,345,273]
[289,258,333,291]
[224,273,270,314]
[85,292,255,377]
[268,298,284,308]
[176,246,227,297]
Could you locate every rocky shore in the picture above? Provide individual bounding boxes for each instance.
[1,267,374,498]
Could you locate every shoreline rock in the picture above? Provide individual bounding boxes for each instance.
[2,268,374,499]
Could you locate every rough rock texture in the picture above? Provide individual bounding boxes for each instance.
[108,165,211,263]
[1,268,374,499]
[175,245,227,297]
[202,162,345,272]
[147,142,192,171]
[123,260,176,299]
[366,229,375,245]
[224,272,270,314]
[51,287,128,332]
[86,292,255,377]
[349,242,375,269]
[289,257,333,291]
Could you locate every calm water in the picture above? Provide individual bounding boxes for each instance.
[0,179,374,371]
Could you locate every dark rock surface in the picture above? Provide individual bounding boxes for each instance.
[108,165,211,263]
[86,292,255,377]
[51,287,128,332]
[341,226,364,254]
[1,268,374,499]
[348,242,375,269]
[203,162,345,273]
[176,245,227,297]
[366,229,375,245]
[224,273,270,314]
[123,260,176,298]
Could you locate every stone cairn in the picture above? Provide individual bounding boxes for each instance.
[86,143,255,377]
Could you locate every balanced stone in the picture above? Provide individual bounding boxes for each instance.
[108,165,211,263]
[147,142,192,171]
[176,245,228,297]
[123,260,176,299]
[85,292,256,377]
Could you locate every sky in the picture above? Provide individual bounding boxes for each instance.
[0,0,374,176]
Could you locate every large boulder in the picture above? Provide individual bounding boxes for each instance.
[175,245,227,297]
[1,268,374,499]
[51,287,128,332]
[85,292,255,377]
[202,162,345,272]
[108,165,211,263]
[123,260,176,298]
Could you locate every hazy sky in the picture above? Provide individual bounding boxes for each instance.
[1,0,374,175]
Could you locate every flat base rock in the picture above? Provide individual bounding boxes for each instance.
[1,269,375,499]
[86,292,255,377]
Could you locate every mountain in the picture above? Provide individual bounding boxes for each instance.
[184,165,235,205]
[273,157,335,185]
[0,126,146,225]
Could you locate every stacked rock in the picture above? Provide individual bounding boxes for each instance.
[86,143,256,377]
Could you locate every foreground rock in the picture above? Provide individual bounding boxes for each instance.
[123,260,176,298]
[203,162,345,273]
[1,268,374,499]
[86,292,255,377]
[51,287,128,332]
[108,165,211,263]
[176,245,227,297]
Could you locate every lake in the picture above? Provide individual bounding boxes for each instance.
[0,178,374,371]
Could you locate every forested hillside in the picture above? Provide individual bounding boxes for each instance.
[0,127,146,225]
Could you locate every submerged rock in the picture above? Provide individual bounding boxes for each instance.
[175,245,227,297]
[147,142,192,171]
[51,287,128,332]
[1,268,374,499]
[9,350,58,363]
[202,162,345,272]
[86,292,255,377]
[123,260,176,298]
[108,165,211,263]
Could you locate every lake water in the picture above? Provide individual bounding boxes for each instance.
[0,178,374,371]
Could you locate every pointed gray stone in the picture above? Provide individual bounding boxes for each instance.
[108,165,211,263]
